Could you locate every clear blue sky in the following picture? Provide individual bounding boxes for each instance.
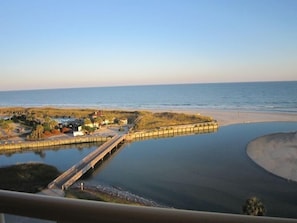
[0,0,296,90]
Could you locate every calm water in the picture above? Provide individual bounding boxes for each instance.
[1,123,296,217]
[0,143,100,172]
[0,81,296,113]
[1,82,297,217]
[82,122,297,218]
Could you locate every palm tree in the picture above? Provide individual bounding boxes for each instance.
[242,196,266,216]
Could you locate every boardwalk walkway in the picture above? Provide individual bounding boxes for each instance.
[48,134,125,190]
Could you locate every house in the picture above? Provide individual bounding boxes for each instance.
[73,125,84,136]
[73,131,84,137]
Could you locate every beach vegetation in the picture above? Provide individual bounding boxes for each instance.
[27,124,45,140]
[1,107,214,140]
[242,196,266,216]
[134,111,213,130]
[83,117,92,125]
[0,119,13,134]
[0,107,138,121]
[0,163,60,193]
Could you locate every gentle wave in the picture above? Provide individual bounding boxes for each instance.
[0,82,296,113]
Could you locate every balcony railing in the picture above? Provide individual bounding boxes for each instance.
[0,189,296,223]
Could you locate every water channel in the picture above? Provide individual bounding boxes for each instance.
[1,122,297,218]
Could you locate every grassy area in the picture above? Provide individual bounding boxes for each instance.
[0,107,139,121]
[0,163,60,193]
[134,111,213,130]
[0,107,214,131]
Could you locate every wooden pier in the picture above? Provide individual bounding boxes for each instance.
[48,135,125,190]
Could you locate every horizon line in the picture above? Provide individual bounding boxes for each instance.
[1,80,297,92]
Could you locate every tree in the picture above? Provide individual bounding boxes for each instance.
[242,196,266,216]
[0,120,13,134]
[43,117,58,131]
[83,118,92,125]
[27,124,44,140]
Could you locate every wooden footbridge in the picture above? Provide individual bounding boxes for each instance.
[48,134,126,190]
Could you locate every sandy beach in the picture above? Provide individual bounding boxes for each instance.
[194,109,297,127]
[144,108,297,126]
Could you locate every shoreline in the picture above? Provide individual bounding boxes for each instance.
[201,109,297,183]
[140,108,297,126]
[1,107,297,183]
[1,106,296,127]
[144,108,297,183]
[198,109,297,126]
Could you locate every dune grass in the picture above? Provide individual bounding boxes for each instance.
[134,111,213,130]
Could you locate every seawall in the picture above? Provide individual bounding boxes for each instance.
[0,122,219,151]
[126,122,218,140]
[0,136,111,151]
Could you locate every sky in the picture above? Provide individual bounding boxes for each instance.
[0,0,296,91]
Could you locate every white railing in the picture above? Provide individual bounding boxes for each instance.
[0,189,296,223]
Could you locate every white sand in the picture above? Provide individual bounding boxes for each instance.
[194,109,297,126]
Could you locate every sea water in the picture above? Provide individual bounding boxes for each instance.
[0,81,296,113]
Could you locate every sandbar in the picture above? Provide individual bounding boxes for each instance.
[247,132,297,182]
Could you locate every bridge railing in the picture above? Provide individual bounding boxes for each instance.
[0,189,296,223]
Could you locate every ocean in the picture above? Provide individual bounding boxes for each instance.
[0,81,296,113]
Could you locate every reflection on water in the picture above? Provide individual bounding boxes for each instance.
[0,142,103,171]
[34,150,46,159]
